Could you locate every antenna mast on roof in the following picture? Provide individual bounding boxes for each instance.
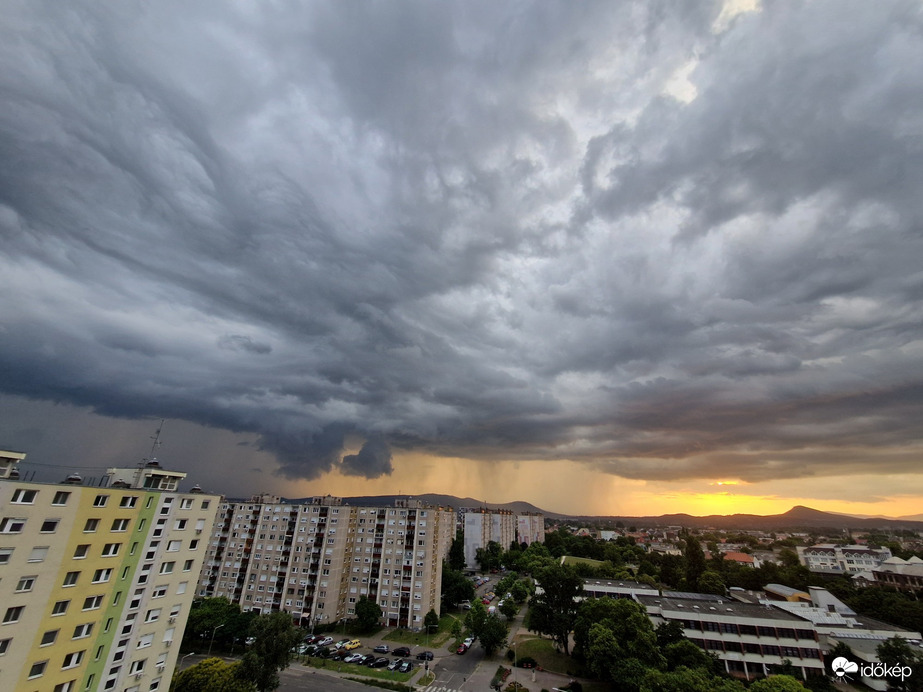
[144,419,166,464]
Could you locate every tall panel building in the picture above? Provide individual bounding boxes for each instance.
[462,508,518,570]
[198,496,455,629]
[0,452,219,692]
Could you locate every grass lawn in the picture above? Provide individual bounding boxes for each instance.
[383,613,459,648]
[511,635,591,678]
[297,656,414,683]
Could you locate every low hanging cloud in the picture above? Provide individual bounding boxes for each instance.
[1,1,922,484]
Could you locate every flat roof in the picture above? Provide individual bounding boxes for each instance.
[638,595,809,623]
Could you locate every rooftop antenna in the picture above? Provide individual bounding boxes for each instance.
[143,419,166,465]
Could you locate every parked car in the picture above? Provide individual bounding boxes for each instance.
[334,638,351,649]
[369,657,390,668]
[373,644,390,654]
[398,660,414,673]
[317,636,334,646]
[416,651,434,661]
[343,653,364,664]
[393,646,411,657]
[343,639,361,650]
[329,650,346,661]
[456,644,468,655]
[315,647,333,658]
[387,658,404,671]
[464,637,475,647]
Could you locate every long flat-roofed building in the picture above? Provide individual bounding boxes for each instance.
[198,496,455,630]
[0,451,219,692]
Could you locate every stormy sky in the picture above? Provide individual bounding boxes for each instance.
[2,0,922,515]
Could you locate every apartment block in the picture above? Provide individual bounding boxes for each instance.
[797,544,892,574]
[0,453,219,692]
[198,496,455,630]
[516,513,545,546]
[462,508,517,570]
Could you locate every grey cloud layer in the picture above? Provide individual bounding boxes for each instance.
[1,0,922,483]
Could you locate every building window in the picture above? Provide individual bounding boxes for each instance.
[92,568,113,584]
[102,543,121,557]
[120,496,138,508]
[145,608,161,623]
[52,491,71,505]
[53,682,75,692]
[40,519,60,533]
[73,544,90,559]
[201,500,211,510]
[0,547,12,564]
[63,571,80,587]
[167,540,181,552]
[129,659,146,675]
[93,495,109,507]
[82,596,103,611]
[160,562,175,574]
[11,489,37,504]
[3,606,25,624]
[41,630,59,646]
[183,559,194,572]
[83,518,100,533]
[180,499,193,509]
[73,623,93,639]
[16,575,37,592]
[62,650,85,669]
[0,637,10,655]
[28,660,47,678]
[174,519,188,531]
[152,586,168,598]
[52,600,70,616]
[0,517,26,534]
[111,519,130,532]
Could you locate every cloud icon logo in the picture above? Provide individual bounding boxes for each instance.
[832,657,858,677]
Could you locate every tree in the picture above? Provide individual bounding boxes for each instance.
[423,608,439,631]
[442,564,476,608]
[748,675,805,692]
[170,658,256,692]
[448,531,466,571]
[478,615,509,656]
[499,599,518,621]
[641,666,745,692]
[662,639,717,673]
[235,612,303,692]
[476,541,504,572]
[528,564,583,655]
[355,595,383,633]
[465,600,489,638]
[876,636,922,692]
[184,597,242,648]
[697,570,726,595]
[655,621,685,650]
[510,580,530,604]
[682,531,706,590]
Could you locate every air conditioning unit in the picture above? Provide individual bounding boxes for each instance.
[164,640,172,647]
[156,664,165,672]
[135,672,144,680]
[168,617,176,624]
[196,529,202,535]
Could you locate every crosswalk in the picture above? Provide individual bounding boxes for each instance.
[422,686,463,692]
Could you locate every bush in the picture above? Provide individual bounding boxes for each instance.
[506,648,516,661]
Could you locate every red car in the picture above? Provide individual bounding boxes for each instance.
[456,644,468,655]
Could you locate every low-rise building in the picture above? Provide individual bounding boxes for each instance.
[797,544,892,574]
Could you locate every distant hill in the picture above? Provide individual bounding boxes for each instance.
[277,494,923,531]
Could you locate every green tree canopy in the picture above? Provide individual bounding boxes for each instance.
[641,666,745,692]
[448,531,466,571]
[355,595,383,633]
[170,658,256,692]
[478,615,509,656]
[465,600,489,639]
[748,675,805,692]
[423,608,439,631]
[235,612,303,692]
[697,570,726,595]
[528,564,583,655]
[441,564,476,608]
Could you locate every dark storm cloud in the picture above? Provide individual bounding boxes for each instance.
[1,0,922,485]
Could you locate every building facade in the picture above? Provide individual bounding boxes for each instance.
[797,544,892,574]
[0,454,219,692]
[198,496,455,630]
[462,508,517,570]
[516,513,545,546]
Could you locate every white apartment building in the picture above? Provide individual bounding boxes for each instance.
[462,508,518,570]
[516,513,545,546]
[797,544,892,574]
[198,496,455,629]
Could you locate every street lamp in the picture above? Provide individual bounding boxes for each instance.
[208,623,225,656]
[180,652,195,670]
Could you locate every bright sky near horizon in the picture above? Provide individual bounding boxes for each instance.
[2,1,923,518]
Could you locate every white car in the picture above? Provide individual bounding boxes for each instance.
[464,637,475,647]
[317,636,334,646]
